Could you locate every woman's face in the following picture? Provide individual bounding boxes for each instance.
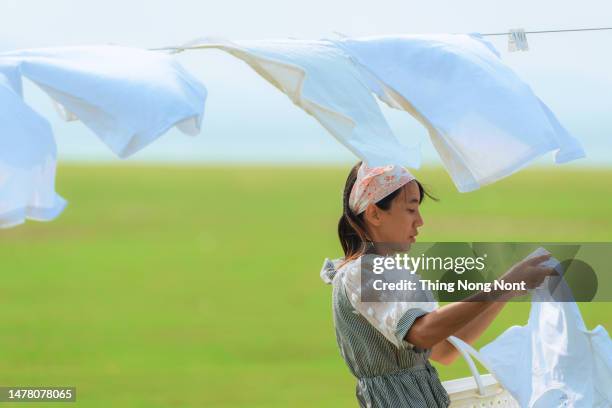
[364,181,424,252]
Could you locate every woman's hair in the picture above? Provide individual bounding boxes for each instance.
[337,161,437,263]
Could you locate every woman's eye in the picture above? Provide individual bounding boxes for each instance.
[407,209,416,213]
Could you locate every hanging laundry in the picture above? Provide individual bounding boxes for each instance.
[0,62,65,228]
[182,37,421,168]
[0,46,207,227]
[0,45,207,158]
[332,34,585,191]
[0,35,589,226]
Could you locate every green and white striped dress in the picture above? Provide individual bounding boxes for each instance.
[321,256,450,407]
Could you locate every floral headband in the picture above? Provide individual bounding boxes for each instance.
[348,163,416,215]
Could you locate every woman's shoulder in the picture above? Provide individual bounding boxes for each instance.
[321,254,379,285]
[320,257,345,284]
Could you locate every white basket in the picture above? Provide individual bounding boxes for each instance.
[442,336,520,407]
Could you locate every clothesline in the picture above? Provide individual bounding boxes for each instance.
[149,26,612,55]
[481,26,612,36]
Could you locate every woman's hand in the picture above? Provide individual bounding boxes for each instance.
[498,253,556,299]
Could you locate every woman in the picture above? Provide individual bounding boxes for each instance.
[321,162,554,407]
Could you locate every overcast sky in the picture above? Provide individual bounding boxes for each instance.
[2,0,611,166]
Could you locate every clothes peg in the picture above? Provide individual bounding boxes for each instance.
[508,28,529,52]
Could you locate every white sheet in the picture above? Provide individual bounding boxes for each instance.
[186,38,421,168]
[0,46,207,227]
[0,62,66,228]
[332,34,586,192]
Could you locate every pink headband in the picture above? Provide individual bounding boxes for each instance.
[349,163,416,215]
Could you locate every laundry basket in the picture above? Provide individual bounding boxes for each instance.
[442,336,520,407]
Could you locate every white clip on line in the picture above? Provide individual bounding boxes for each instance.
[508,28,529,52]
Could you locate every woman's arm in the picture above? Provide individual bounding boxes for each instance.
[406,300,499,350]
[429,301,506,365]
[405,253,554,352]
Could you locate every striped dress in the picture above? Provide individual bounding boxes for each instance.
[321,257,451,407]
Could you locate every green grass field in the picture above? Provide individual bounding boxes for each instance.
[0,164,610,407]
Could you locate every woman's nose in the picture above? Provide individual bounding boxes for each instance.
[415,213,424,227]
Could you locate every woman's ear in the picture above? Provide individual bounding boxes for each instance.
[363,204,382,227]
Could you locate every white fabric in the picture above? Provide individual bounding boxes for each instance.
[332,34,586,192]
[0,45,207,158]
[0,37,588,226]
[0,61,66,228]
[0,46,207,227]
[333,255,438,349]
[479,248,612,407]
[187,38,421,168]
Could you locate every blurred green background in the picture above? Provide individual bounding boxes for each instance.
[0,164,610,407]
